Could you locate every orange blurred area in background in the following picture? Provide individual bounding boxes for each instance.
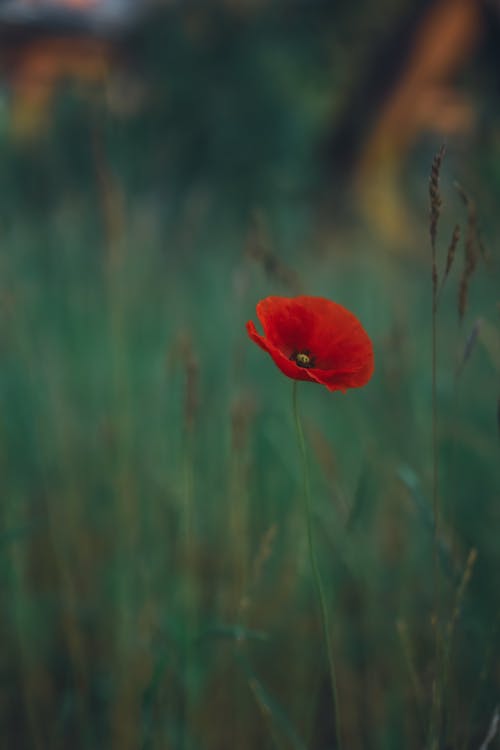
[354,0,482,242]
[0,0,137,139]
[5,37,115,138]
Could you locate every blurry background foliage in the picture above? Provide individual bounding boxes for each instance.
[0,0,499,749]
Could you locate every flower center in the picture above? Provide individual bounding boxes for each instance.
[291,350,313,368]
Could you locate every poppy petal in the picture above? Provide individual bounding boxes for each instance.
[294,297,371,369]
[246,321,315,382]
[256,297,317,357]
[307,355,375,392]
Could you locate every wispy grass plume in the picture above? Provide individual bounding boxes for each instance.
[455,183,480,324]
[429,144,446,305]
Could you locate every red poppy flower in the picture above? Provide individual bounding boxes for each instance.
[246,295,374,392]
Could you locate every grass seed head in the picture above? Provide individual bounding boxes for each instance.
[429,144,446,261]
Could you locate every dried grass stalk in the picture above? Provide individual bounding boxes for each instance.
[456,317,481,378]
[245,211,302,294]
[497,397,500,442]
[444,224,460,282]
[429,144,446,298]
[455,183,480,323]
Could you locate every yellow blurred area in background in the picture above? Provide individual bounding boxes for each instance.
[7,37,114,138]
[355,0,481,241]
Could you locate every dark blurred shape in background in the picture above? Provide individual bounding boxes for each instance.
[0,0,498,243]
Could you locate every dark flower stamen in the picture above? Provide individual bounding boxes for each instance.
[291,351,314,368]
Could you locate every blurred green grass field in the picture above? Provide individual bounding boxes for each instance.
[0,4,500,749]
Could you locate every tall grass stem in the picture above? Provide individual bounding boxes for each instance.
[292,381,342,750]
[429,144,445,750]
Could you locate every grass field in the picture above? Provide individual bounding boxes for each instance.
[0,12,499,748]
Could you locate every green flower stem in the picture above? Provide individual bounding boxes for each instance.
[292,381,342,750]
